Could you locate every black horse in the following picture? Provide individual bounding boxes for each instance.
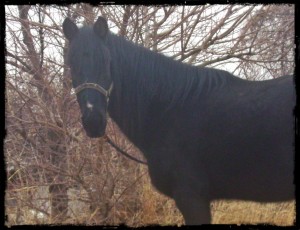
[63,17,295,224]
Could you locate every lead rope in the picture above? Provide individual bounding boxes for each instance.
[105,135,148,165]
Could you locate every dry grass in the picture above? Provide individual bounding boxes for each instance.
[211,200,295,226]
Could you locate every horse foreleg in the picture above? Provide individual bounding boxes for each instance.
[173,185,211,225]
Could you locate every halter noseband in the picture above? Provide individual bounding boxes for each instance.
[74,82,113,100]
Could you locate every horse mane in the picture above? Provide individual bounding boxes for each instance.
[107,32,236,111]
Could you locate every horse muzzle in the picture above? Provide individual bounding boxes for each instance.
[81,112,107,138]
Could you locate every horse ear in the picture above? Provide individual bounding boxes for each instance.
[63,18,78,41]
[93,16,108,39]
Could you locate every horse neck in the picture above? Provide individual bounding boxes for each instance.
[106,33,234,148]
[106,34,162,147]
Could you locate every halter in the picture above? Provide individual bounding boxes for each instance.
[74,80,147,165]
[74,82,114,101]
